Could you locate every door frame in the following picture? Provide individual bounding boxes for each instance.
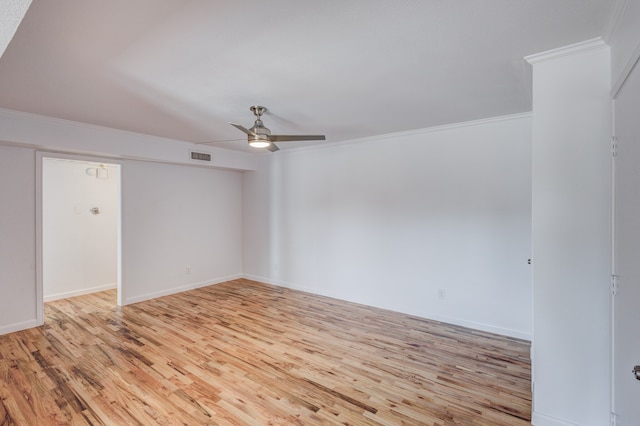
[610,97,617,418]
[609,49,640,420]
[35,151,124,325]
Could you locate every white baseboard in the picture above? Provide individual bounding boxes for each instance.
[243,274,531,341]
[0,318,41,336]
[414,312,531,341]
[124,273,243,305]
[44,283,118,302]
[532,412,580,426]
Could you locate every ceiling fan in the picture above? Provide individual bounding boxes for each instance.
[217,106,326,152]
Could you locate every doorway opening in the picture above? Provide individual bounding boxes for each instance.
[38,154,122,319]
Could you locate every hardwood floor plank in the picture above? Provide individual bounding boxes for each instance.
[0,279,531,424]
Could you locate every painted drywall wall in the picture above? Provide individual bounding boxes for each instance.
[243,114,533,339]
[528,42,611,426]
[0,144,37,334]
[0,106,250,334]
[0,143,244,334]
[42,158,118,301]
[121,160,243,304]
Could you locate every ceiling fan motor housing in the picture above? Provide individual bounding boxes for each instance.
[249,119,271,139]
[249,106,271,141]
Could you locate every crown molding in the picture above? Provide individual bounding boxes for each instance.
[283,112,533,154]
[525,38,608,65]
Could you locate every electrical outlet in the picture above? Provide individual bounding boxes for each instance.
[438,288,446,300]
[185,266,191,275]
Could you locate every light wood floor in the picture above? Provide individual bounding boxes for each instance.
[0,279,531,425]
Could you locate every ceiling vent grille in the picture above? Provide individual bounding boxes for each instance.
[190,151,211,162]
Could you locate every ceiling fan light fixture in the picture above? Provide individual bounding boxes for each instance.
[228,105,325,152]
[248,139,271,148]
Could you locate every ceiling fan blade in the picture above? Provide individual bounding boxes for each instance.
[266,143,280,152]
[194,138,244,145]
[229,122,256,136]
[269,134,326,142]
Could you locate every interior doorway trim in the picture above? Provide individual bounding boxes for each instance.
[35,151,123,326]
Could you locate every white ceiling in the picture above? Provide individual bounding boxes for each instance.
[0,0,614,152]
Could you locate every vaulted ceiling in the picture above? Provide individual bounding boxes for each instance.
[0,1,615,152]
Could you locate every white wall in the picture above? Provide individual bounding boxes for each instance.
[0,145,37,334]
[42,158,118,301]
[244,114,533,339]
[0,144,245,335]
[528,41,611,426]
[122,160,243,304]
[0,108,252,334]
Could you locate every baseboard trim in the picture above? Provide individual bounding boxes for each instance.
[124,273,243,305]
[44,283,118,302]
[0,318,41,336]
[243,274,531,341]
[413,312,531,341]
[532,412,580,426]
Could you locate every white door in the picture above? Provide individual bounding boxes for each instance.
[613,61,640,424]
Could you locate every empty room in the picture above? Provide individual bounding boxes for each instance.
[1,1,639,425]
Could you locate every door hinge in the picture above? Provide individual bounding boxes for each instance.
[610,411,617,426]
[611,275,618,296]
[611,136,618,157]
